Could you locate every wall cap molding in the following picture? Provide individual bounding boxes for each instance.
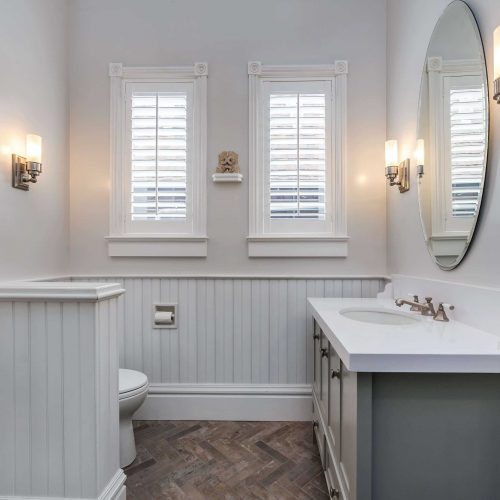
[40,274,391,280]
[0,281,125,302]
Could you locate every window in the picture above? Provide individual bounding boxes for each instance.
[108,63,208,257]
[427,57,486,240]
[248,62,348,257]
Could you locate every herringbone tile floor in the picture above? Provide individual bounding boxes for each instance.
[124,420,328,499]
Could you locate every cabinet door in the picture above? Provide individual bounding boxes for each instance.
[325,441,346,500]
[320,331,330,417]
[339,366,357,499]
[312,396,325,468]
[328,345,341,458]
[313,319,321,398]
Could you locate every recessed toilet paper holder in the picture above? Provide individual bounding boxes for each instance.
[153,303,177,329]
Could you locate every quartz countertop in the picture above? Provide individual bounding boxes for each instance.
[308,297,500,373]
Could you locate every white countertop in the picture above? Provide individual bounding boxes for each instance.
[308,298,500,373]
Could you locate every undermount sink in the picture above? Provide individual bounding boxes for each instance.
[339,307,420,325]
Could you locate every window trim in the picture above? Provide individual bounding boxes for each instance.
[108,62,208,257]
[247,61,348,258]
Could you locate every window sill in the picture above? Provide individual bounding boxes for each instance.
[107,236,208,257]
[247,236,348,258]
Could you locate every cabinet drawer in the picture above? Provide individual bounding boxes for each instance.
[325,441,347,500]
[312,396,326,469]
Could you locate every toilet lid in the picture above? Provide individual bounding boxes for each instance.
[119,369,148,394]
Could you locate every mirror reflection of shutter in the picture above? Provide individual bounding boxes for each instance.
[449,86,486,218]
[131,92,187,221]
[269,91,326,220]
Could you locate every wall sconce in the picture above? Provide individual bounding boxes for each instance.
[385,139,410,193]
[12,134,43,191]
[495,27,500,103]
[415,139,425,178]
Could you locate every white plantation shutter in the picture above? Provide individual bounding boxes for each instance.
[131,92,187,220]
[125,81,194,234]
[269,92,326,220]
[448,85,486,218]
[263,80,333,235]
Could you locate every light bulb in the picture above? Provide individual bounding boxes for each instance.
[26,134,42,164]
[494,26,500,81]
[385,140,398,167]
[415,139,425,166]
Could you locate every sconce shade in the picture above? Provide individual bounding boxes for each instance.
[495,26,500,80]
[385,140,398,167]
[26,134,42,164]
[415,139,425,166]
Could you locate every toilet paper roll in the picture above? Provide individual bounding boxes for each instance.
[155,311,174,325]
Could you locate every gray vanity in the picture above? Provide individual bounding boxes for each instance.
[309,297,500,500]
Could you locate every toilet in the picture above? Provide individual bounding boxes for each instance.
[119,369,149,468]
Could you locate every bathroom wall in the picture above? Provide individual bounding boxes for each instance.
[68,0,388,277]
[386,0,500,288]
[0,0,69,280]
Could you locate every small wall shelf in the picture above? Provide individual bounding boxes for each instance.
[212,173,243,183]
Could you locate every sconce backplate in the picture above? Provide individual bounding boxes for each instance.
[397,159,410,193]
[12,154,30,191]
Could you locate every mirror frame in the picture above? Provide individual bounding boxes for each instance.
[417,0,489,271]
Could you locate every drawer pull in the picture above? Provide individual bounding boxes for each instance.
[313,332,320,340]
[313,420,319,429]
[320,348,328,358]
[331,368,341,379]
[330,487,340,498]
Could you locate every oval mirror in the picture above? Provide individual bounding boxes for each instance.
[417,0,488,270]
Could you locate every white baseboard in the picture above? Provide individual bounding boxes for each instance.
[99,470,127,500]
[0,470,126,500]
[133,383,313,421]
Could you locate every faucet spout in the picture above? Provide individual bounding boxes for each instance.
[394,298,430,314]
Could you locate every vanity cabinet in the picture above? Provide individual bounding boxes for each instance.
[311,308,500,500]
[312,319,372,500]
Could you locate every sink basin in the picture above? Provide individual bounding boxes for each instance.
[339,307,420,325]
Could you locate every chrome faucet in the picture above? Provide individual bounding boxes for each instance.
[395,295,454,322]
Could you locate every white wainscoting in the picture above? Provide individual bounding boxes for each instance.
[67,276,386,420]
[0,283,125,500]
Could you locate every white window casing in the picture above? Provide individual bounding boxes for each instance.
[248,61,348,258]
[108,62,208,257]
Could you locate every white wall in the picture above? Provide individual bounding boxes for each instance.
[0,0,69,280]
[68,0,388,277]
[386,0,500,288]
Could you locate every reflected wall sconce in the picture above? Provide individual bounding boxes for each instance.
[415,139,425,178]
[495,27,500,103]
[385,139,410,193]
[12,134,43,191]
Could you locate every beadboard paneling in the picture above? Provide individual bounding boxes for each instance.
[0,294,123,499]
[71,277,386,385]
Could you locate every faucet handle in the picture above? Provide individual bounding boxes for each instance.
[407,293,421,311]
[422,297,435,316]
[441,303,455,310]
[434,303,455,322]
